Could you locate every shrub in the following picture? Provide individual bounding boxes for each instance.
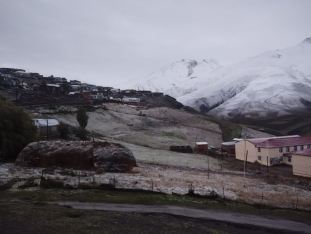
[75,127,88,140]
[76,106,89,129]
[57,122,69,139]
[0,94,38,160]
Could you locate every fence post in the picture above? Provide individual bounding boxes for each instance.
[151,180,153,191]
[78,171,80,187]
[296,195,298,209]
[207,149,209,179]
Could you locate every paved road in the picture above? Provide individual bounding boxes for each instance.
[57,201,311,233]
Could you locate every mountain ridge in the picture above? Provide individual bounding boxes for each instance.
[123,37,311,121]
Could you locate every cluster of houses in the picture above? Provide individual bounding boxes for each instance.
[0,67,164,104]
[193,136,311,178]
[234,135,311,178]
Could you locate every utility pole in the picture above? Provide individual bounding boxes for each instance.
[207,147,209,179]
[46,119,49,141]
[245,150,248,172]
[243,135,247,178]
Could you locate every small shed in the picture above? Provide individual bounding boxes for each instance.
[221,141,236,154]
[195,142,208,154]
[33,119,59,137]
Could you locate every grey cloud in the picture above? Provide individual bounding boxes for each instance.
[0,0,311,86]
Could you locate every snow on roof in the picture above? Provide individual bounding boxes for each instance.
[233,138,243,142]
[246,135,299,144]
[221,141,236,146]
[293,148,311,157]
[196,142,208,145]
[248,136,311,148]
[33,119,59,127]
[47,84,60,87]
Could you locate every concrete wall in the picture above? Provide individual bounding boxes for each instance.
[235,140,257,163]
[292,154,311,178]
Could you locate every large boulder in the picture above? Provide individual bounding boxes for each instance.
[15,141,137,172]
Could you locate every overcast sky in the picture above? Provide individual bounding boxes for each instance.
[1,0,310,87]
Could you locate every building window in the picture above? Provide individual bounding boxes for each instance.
[279,147,283,153]
[286,147,290,152]
[294,146,297,151]
[308,145,310,149]
[300,146,304,150]
[258,147,261,152]
[288,158,291,162]
[258,156,261,161]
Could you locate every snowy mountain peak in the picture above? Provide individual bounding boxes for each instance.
[177,37,311,120]
[203,59,219,64]
[120,58,221,97]
[301,37,311,44]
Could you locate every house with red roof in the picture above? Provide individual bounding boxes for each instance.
[235,135,311,167]
[291,148,311,177]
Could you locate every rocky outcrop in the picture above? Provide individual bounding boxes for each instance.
[15,141,137,172]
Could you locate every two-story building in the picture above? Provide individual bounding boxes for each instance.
[235,135,311,166]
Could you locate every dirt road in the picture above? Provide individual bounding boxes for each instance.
[57,201,311,233]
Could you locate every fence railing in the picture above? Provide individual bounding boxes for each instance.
[1,172,309,211]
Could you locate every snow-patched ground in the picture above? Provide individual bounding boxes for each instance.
[1,162,311,210]
[18,104,310,210]
[46,104,222,150]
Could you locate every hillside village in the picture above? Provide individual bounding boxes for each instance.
[1,66,311,232]
[0,67,182,108]
[2,66,311,178]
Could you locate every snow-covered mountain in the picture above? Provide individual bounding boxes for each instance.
[121,59,221,98]
[178,37,311,119]
[122,37,311,120]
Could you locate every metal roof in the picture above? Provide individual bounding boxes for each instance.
[33,119,59,127]
[47,84,60,88]
[248,136,311,148]
[221,141,236,146]
[196,142,208,145]
[293,148,311,157]
[233,138,243,142]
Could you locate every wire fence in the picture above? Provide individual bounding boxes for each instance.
[1,170,310,211]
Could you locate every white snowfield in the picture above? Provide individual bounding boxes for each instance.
[123,38,311,119]
[121,59,221,98]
